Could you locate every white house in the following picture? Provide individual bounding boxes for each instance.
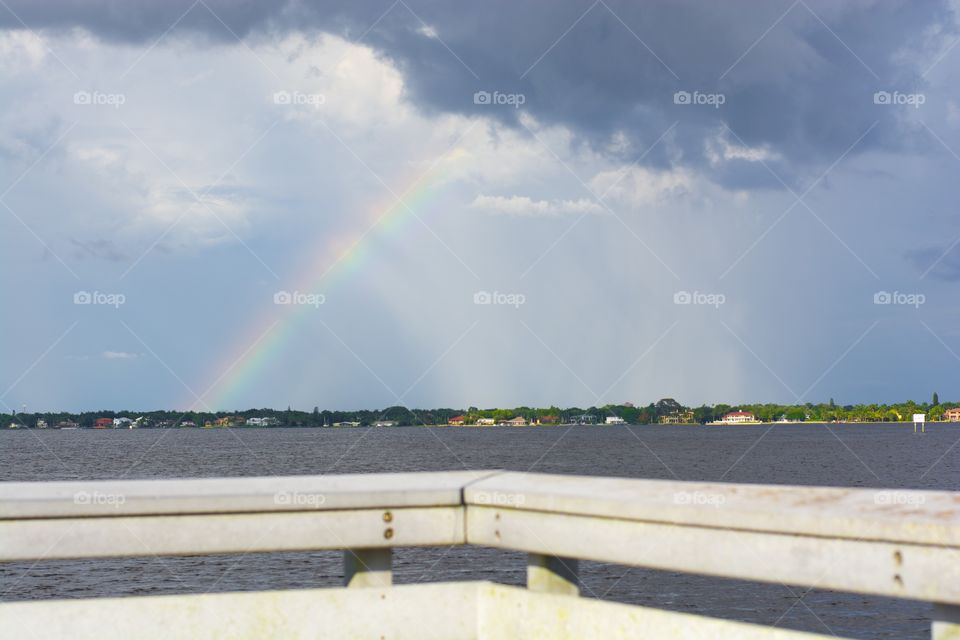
[721,411,757,424]
[246,417,279,427]
[605,416,626,425]
[113,417,133,427]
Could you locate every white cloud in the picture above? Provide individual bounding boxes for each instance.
[470,194,604,216]
[705,132,781,165]
[0,31,47,71]
[101,351,142,360]
[589,166,694,206]
[65,351,142,361]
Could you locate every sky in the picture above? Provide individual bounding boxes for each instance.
[1,0,959,413]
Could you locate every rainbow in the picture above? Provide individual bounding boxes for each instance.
[194,146,468,411]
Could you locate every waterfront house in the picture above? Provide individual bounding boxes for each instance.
[373,420,398,427]
[56,420,79,429]
[35,419,47,429]
[945,407,960,422]
[569,414,597,425]
[660,410,695,425]
[720,411,757,424]
[539,415,560,424]
[605,416,626,425]
[504,416,527,426]
[476,418,496,426]
[93,418,113,429]
[246,417,280,427]
[448,415,466,426]
[113,417,133,428]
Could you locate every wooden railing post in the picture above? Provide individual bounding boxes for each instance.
[932,604,960,639]
[527,553,579,596]
[344,548,392,588]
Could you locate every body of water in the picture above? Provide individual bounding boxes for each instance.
[2,424,957,638]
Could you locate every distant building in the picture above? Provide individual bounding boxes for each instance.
[476,418,496,426]
[568,414,596,425]
[539,415,560,424]
[246,417,279,427]
[720,411,756,424]
[605,416,626,425]
[660,410,695,425]
[179,420,197,428]
[94,418,113,429]
[448,415,466,426]
[56,421,79,429]
[945,407,960,422]
[113,417,133,427]
[332,421,361,427]
[36,419,48,429]
[373,420,398,427]
[503,416,527,426]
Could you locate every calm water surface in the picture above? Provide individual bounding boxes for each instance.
[3,424,958,639]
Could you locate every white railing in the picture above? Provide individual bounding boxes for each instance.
[1,471,958,639]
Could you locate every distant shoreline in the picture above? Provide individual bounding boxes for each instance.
[5,420,958,431]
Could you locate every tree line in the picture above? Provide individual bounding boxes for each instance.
[2,395,955,428]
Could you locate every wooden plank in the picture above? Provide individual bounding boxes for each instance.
[0,471,495,519]
[466,471,960,546]
[467,505,960,605]
[0,507,463,561]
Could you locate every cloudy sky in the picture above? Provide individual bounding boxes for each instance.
[1,0,959,412]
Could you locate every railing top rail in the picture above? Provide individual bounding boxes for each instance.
[0,470,496,519]
[5,471,960,604]
[5,470,960,547]
[466,472,960,546]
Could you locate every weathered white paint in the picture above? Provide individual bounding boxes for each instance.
[0,582,477,640]
[0,506,464,561]
[3,470,960,637]
[0,581,837,640]
[467,505,960,605]
[0,470,495,518]
[465,471,960,546]
[477,582,835,640]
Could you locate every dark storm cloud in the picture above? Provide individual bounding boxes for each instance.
[1,0,952,185]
